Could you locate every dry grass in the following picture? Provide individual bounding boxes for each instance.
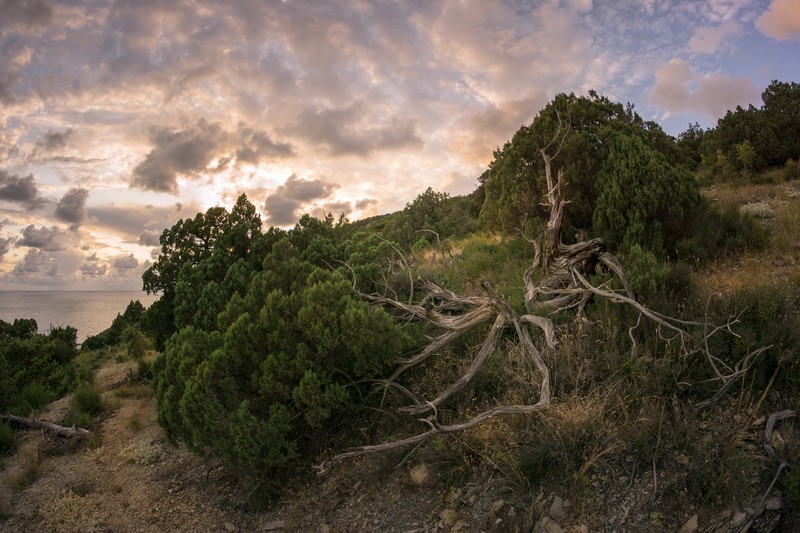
[10,444,40,492]
[41,489,104,533]
[696,181,800,295]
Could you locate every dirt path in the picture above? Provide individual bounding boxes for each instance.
[0,358,479,532]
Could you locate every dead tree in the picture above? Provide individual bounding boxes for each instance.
[314,126,758,475]
[1,414,91,438]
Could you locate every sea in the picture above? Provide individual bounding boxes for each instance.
[0,291,159,344]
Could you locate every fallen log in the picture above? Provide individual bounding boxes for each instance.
[1,413,91,438]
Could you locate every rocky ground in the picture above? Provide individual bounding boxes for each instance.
[0,358,793,532]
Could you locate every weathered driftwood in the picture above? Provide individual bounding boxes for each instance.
[314,122,752,476]
[1,413,91,438]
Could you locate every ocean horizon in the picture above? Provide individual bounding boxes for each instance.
[0,290,159,343]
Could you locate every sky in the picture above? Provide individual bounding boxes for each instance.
[0,0,798,291]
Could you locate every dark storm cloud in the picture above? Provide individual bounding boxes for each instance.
[131,120,295,193]
[55,187,89,225]
[287,104,422,157]
[0,170,46,208]
[18,224,67,251]
[263,174,337,226]
[0,0,53,31]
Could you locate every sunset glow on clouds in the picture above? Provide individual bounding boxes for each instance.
[0,0,797,290]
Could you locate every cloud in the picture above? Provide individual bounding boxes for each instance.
[321,201,353,218]
[0,170,46,208]
[131,120,229,193]
[87,202,196,244]
[131,120,294,193]
[689,20,739,53]
[236,127,295,165]
[649,58,760,118]
[0,0,53,31]
[756,0,800,40]
[448,93,547,164]
[55,187,89,225]
[17,224,68,251]
[286,103,422,157]
[0,218,13,261]
[80,253,107,277]
[113,253,138,270]
[138,229,161,247]
[34,128,74,155]
[12,249,56,275]
[263,174,337,226]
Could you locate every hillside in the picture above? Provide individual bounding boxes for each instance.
[1,178,798,532]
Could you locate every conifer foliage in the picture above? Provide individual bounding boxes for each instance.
[147,196,414,469]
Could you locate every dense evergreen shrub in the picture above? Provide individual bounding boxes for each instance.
[0,320,79,413]
[592,131,700,255]
[152,243,414,470]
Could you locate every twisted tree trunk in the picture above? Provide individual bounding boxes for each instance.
[315,125,752,476]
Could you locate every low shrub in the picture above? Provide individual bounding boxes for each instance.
[676,202,769,263]
[70,384,103,417]
[18,382,54,413]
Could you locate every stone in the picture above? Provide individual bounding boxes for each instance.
[223,523,237,533]
[548,496,565,521]
[319,525,330,533]
[765,497,782,510]
[410,464,429,486]
[264,520,285,531]
[771,430,785,451]
[533,516,565,533]
[440,508,458,528]
[679,513,698,533]
[730,511,747,528]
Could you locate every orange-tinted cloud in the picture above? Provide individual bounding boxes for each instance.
[756,0,800,40]
[650,58,760,119]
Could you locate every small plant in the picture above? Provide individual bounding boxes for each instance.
[17,382,54,413]
[70,383,103,416]
[12,446,40,491]
[136,359,152,381]
[122,326,148,360]
[127,413,142,432]
[84,434,102,450]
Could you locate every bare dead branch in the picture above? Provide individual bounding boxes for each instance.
[764,409,796,455]
[315,128,764,477]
